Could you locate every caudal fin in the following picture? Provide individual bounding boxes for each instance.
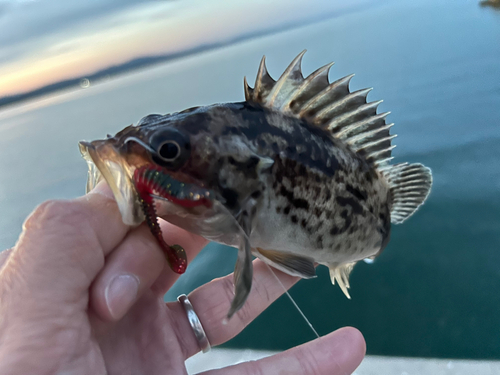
[381,163,432,224]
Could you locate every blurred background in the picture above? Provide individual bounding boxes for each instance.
[0,0,499,363]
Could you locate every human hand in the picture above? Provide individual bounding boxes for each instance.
[0,183,365,375]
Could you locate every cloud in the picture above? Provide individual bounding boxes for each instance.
[0,0,155,48]
[0,2,11,18]
[0,0,369,98]
[0,0,167,66]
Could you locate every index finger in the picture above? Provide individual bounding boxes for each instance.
[15,182,131,285]
[77,182,131,255]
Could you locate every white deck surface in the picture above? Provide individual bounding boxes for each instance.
[186,349,500,374]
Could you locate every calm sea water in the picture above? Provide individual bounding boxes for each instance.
[0,0,499,359]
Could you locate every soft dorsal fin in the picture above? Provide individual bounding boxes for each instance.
[380,163,433,224]
[244,50,394,169]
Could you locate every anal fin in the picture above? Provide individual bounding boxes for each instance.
[255,248,316,279]
[329,262,357,299]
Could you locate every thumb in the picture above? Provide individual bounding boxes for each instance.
[1,183,130,303]
[0,248,12,270]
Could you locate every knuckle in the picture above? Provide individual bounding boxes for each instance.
[232,299,253,325]
[219,276,237,310]
[251,274,272,305]
[24,199,86,231]
[296,348,321,375]
[218,275,254,325]
[234,296,253,324]
[242,362,265,375]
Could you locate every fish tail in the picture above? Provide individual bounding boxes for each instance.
[381,163,433,224]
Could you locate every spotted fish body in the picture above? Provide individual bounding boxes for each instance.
[80,51,432,318]
[174,103,391,266]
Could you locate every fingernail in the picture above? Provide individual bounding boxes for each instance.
[105,274,140,320]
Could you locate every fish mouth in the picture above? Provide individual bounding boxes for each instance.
[79,139,214,227]
[79,140,145,226]
[80,138,212,275]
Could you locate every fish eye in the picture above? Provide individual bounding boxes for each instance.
[150,127,190,169]
[158,140,181,161]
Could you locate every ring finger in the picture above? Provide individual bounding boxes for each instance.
[168,259,302,359]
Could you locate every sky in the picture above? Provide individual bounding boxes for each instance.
[0,0,359,98]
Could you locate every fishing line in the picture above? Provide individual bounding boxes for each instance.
[222,209,319,337]
[264,263,320,339]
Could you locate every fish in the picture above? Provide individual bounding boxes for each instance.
[79,50,432,319]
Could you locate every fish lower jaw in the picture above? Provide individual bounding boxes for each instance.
[80,144,144,226]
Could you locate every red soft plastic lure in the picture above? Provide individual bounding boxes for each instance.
[133,165,211,274]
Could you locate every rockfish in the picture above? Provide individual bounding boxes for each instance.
[79,51,432,318]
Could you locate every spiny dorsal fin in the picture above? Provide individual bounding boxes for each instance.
[244,50,394,168]
[329,262,357,299]
[380,163,433,224]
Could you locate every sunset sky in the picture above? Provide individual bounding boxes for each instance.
[0,0,362,98]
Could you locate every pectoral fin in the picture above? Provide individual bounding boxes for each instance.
[226,198,257,320]
[255,248,316,279]
[226,232,253,320]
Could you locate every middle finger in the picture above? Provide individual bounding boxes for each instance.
[91,220,207,321]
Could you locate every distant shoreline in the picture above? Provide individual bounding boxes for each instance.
[0,45,216,109]
[0,3,371,110]
[480,0,500,9]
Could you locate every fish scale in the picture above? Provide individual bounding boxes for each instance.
[250,147,386,262]
[80,51,432,319]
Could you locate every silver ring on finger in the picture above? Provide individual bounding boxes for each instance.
[177,294,211,353]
